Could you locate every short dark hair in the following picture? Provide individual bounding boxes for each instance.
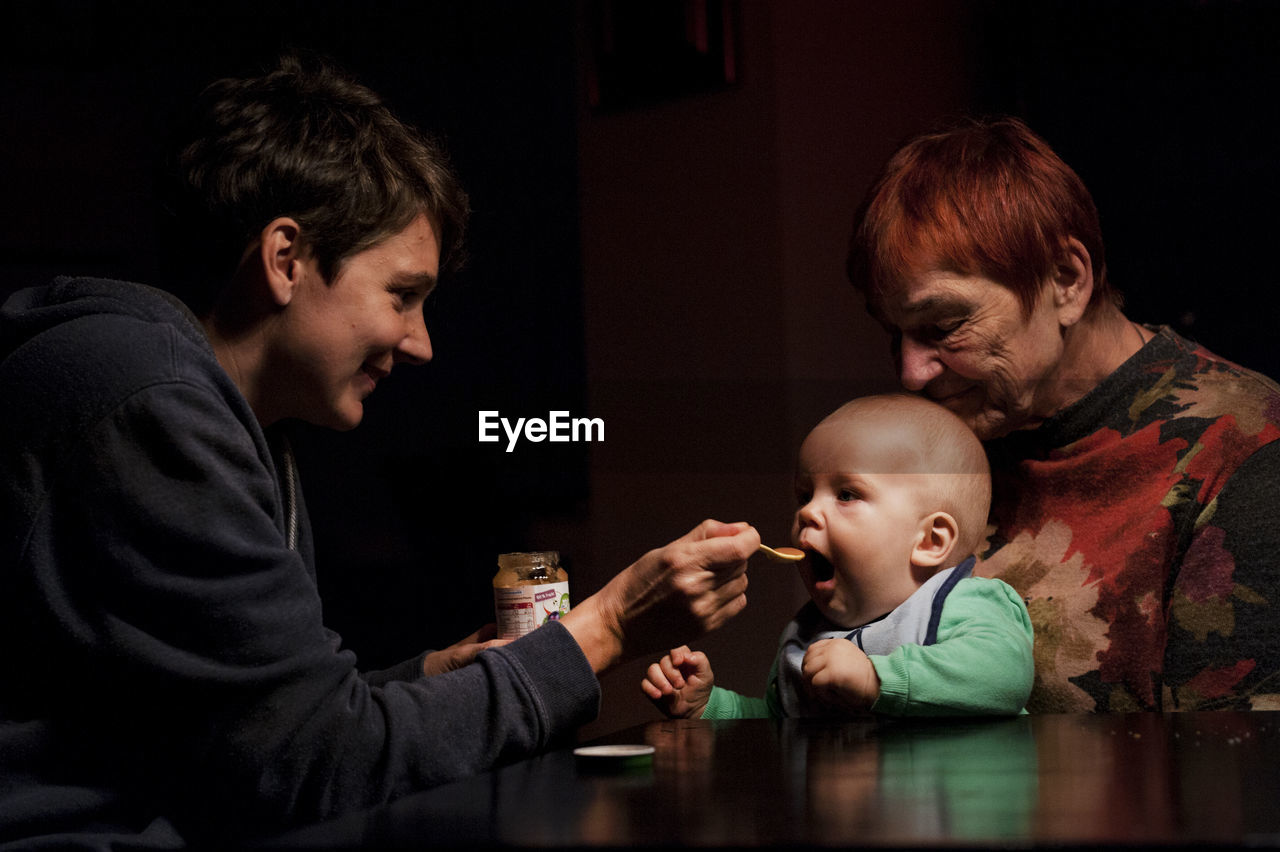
[847,116,1113,316]
[159,53,470,313]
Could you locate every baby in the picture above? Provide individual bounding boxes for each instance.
[642,393,1033,718]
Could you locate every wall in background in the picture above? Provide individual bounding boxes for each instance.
[971,0,1280,381]
[569,0,979,739]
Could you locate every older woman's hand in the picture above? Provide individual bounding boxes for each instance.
[561,520,758,673]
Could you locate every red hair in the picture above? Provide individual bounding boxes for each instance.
[847,117,1114,315]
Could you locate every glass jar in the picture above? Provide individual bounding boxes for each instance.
[492,551,571,640]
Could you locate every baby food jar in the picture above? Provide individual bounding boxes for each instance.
[493,551,571,640]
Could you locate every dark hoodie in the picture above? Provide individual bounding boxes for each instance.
[0,277,599,849]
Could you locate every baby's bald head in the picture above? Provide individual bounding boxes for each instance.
[806,393,991,558]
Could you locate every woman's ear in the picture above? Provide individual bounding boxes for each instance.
[910,511,959,569]
[1052,236,1094,328]
[256,217,306,308]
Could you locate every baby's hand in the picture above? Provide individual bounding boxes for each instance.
[641,645,715,719]
[801,638,880,713]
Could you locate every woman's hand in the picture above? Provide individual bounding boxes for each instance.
[421,624,511,677]
[562,519,758,673]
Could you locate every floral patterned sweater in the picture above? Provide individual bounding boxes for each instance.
[976,326,1280,712]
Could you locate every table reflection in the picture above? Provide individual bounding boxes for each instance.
[262,711,1280,848]
[787,717,1038,844]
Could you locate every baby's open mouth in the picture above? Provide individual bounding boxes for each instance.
[806,550,835,582]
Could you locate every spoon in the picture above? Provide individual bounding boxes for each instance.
[757,544,805,562]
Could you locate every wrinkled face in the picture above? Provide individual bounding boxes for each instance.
[276,214,439,430]
[866,269,1067,440]
[790,420,931,629]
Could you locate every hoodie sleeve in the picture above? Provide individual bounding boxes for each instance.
[42,369,599,833]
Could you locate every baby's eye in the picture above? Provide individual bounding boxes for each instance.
[837,489,860,502]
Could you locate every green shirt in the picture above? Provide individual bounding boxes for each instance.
[703,575,1032,719]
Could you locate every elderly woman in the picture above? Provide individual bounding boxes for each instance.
[846,117,1280,713]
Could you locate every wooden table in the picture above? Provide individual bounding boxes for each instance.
[265,712,1280,848]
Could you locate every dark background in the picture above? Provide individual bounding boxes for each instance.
[4,0,1278,720]
[2,0,591,663]
[973,0,1280,381]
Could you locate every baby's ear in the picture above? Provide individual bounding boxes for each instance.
[910,512,959,569]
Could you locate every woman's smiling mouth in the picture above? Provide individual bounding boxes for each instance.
[359,363,390,394]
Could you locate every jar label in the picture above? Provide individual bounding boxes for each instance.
[494,581,571,639]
